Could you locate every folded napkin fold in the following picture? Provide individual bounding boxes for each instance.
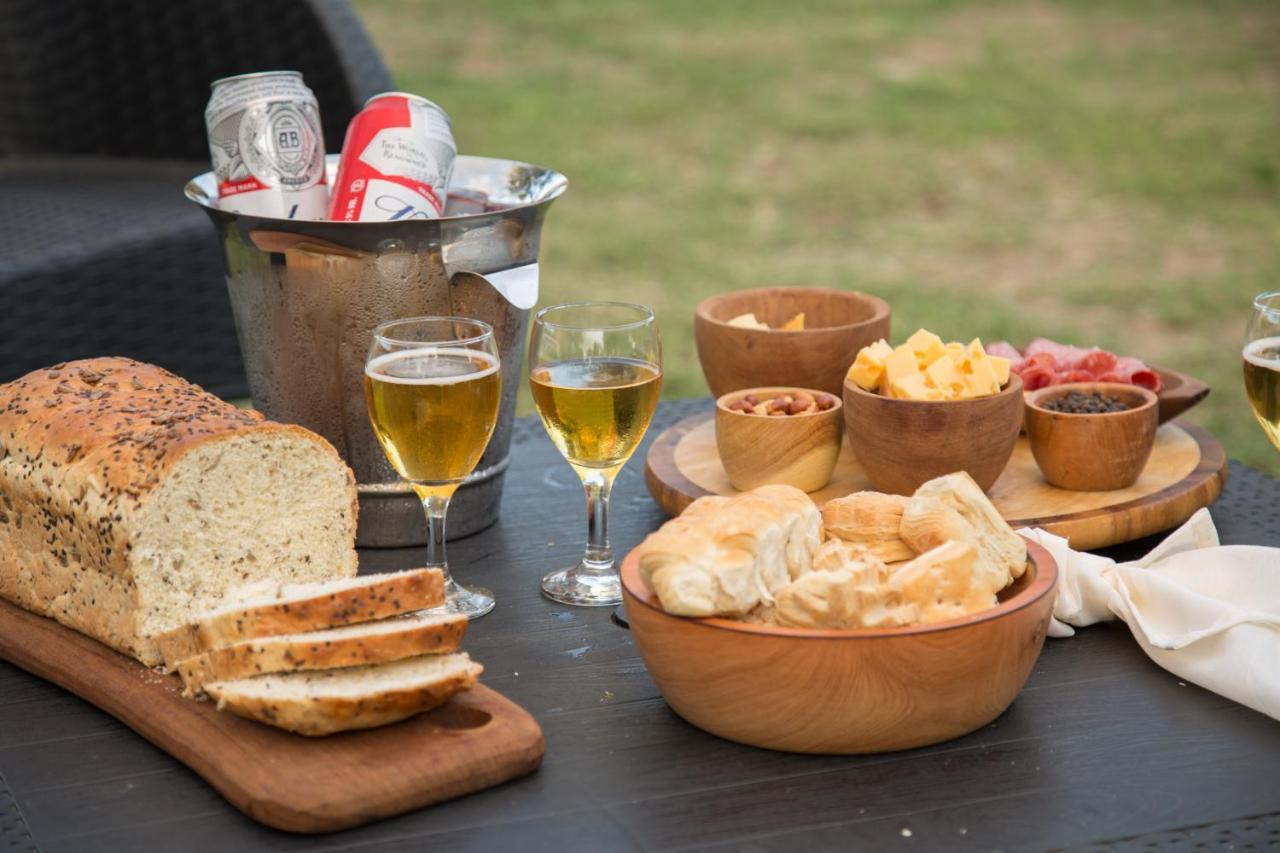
[1021,509,1280,722]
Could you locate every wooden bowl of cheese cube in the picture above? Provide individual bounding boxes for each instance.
[695,287,891,397]
[842,330,1023,495]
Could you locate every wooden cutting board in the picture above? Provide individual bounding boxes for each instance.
[0,598,544,834]
[645,413,1227,550]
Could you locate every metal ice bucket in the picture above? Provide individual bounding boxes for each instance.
[186,155,568,546]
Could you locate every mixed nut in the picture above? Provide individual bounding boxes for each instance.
[726,390,838,416]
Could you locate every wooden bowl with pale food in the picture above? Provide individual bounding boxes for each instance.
[842,373,1024,495]
[715,387,843,493]
[695,287,891,397]
[1025,382,1159,491]
[620,538,1058,754]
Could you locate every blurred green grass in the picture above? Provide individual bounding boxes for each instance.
[355,0,1280,474]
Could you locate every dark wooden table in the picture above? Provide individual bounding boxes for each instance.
[3,398,1278,852]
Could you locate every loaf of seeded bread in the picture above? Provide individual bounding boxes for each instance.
[0,358,359,666]
[205,653,483,735]
[176,608,466,696]
[155,568,445,668]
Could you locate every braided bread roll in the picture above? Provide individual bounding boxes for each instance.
[636,485,821,617]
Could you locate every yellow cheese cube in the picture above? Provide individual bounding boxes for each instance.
[847,339,893,391]
[965,353,1001,397]
[924,356,969,400]
[890,372,943,401]
[989,355,1010,386]
[883,345,922,394]
[728,312,768,329]
[944,342,965,358]
[905,329,947,369]
[781,312,805,331]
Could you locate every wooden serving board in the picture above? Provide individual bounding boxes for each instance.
[1151,366,1210,423]
[0,598,544,834]
[645,412,1227,550]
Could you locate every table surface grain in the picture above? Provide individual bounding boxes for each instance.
[2,398,1278,853]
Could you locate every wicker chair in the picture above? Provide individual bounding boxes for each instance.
[0,0,393,397]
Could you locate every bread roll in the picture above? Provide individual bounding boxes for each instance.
[821,492,916,562]
[639,514,758,616]
[811,539,873,573]
[899,472,1026,592]
[889,540,999,624]
[774,555,917,630]
[636,485,820,617]
[751,484,823,580]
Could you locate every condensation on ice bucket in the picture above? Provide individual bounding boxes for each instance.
[185,155,568,547]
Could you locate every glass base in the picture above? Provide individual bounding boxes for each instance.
[541,565,622,607]
[441,577,495,619]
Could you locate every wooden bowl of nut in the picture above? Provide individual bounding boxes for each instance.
[694,287,891,397]
[621,475,1059,754]
[715,387,843,493]
[1025,383,1159,491]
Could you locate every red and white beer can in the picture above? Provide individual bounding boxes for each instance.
[327,93,457,222]
[205,71,327,220]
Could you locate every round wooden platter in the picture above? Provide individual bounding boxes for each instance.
[644,411,1228,550]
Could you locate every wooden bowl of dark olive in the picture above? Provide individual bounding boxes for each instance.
[1025,383,1159,491]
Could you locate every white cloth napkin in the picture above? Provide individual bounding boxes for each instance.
[1020,509,1280,722]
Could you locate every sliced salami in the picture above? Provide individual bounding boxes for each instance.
[1004,339,1162,394]
[1020,366,1057,390]
[1077,349,1118,375]
[985,341,1024,367]
[1114,356,1163,392]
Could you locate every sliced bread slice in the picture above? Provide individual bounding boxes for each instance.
[154,568,445,668]
[205,653,483,736]
[176,609,467,697]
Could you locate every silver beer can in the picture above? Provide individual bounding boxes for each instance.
[205,71,328,220]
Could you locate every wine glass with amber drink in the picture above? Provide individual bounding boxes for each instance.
[364,317,501,617]
[1244,291,1280,452]
[529,302,662,606]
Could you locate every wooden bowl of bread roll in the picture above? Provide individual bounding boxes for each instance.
[621,477,1058,755]
[695,287,891,397]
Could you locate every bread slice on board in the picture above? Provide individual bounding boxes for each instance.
[155,569,445,669]
[205,653,483,736]
[177,609,467,697]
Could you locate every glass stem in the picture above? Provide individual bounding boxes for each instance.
[421,493,451,580]
[580,471,614,574]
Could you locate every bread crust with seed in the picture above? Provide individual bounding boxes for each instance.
[0,358,358,664]
[155,568,445,668]
[177,609,466,696]
[206,655,483,736]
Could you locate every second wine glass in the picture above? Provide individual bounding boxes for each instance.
[529,302,662,606]
[364,316,501,618]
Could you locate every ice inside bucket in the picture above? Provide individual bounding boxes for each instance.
[185,155,568,546]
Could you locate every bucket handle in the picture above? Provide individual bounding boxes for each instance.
[450,264,540,311]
